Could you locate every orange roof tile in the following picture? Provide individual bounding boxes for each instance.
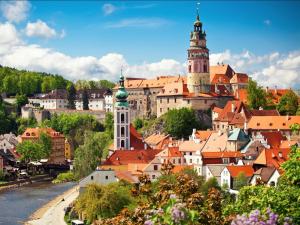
[156,146,183,157]
[179,140,206,152]
[115,171,138,183]
[211,74,230,84]
[260,132,284,149]
[279,140,297,149]
[210,64,235,81]
[145,133,169,146]
[195,130,213,141]
[254,148,290,169]
[247,116,300,130]
[226,165,254,177]
[235,89,248,104]
[230,73,249,84]
[202,151,243,158]
[157,81,189,97]
[172,165,193,173]
[21,127,64,139]
[130,124,149,150]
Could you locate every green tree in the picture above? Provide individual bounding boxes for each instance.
[15,94,28,115]
[104,112,114,139]
[277,90,299,115]
[82,88,89,110]
[67,84,76,109]
[99,80,115,89]
[281,145,300,185]
[233,172,248,190]
[247,79,267,109]
[74,131,110,179]
[16,141,45,162]
[39,132,52,158]
[133,118,143,130]
[201,177,220,195]
[16,117,37,134]
[164,108,201,139]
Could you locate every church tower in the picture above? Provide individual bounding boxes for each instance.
[187,10,210,94]
[114,73,130,150]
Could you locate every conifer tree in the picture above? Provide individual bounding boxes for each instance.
[82,88,89,110]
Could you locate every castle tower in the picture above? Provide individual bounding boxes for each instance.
[114,73,130,150]
[187,10,210,94]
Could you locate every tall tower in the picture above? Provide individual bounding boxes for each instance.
[187,10,210,94]
[114,73,130,150]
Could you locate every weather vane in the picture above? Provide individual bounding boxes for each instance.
[196,2,200,16]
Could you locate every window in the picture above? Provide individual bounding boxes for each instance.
[189,152,192,156]
[204,100,207,104]
[121,127,125,137]
[173,159,175,164]
[105,176,108,180]
[184,158,186,163]
[197,158,199,164]
[167,98,169,103]
[189,159,192,163]
[152,175,156,179]
[203,64,207,73]
[121,140,125,148]
[188,65,191,73]
[222,158,230,164]
[154,165,158,170]
[160,99,162,103]
[91,176,94,180]
[121,113,125,123]
[178,158,181,164]
[160,108,162,113]
[174,98,177,103]
[187,100,190,104]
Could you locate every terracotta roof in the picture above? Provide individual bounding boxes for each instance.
[115,171,138,183]
[254,148,290,168]
[212,106,223,114]
[158,81,189,97]
[202,151,243,158]
[253,167,277,183]
[130,124,149,150]
[210,64,235,81]
[195,130,213,141]
[215,100,249,122]
[229,113,247,125]
[102,149,162,166]
[211,74,230,84]
[260,132,284,149]
[279,140,297,149]
[156,146,183,157]
[179,140,206,152]
[172,165,193,173]
[247,116,300,130]
[226,165,254,177]
[202,132,228,152]
[210,84,232,96]
[266,89,291,104]
[250,109,280,116]
[144,133,169,146]
[230,73,249,84]
[235,89,248,104]
[21,127,64,139]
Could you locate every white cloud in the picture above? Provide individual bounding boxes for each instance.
[105,18,170,28]
[102,3,116,16]
[25,20,65,39]
[0,0,30,23]
[264,19,271,26]
[0,22,299,88]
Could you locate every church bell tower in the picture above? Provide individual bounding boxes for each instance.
[114,73,130,150]
[187,10,210,94]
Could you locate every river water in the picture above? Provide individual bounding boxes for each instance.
[0,182,75,225]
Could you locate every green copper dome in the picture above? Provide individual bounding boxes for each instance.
[115,74,129,108]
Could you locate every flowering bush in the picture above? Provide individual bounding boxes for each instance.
[231,209,293,225]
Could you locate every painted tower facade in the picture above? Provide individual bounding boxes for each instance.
[187,12,210,94]
[114,74,130,150]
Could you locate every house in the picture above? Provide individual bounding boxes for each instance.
[144,133,170,149]
[246,116,300,137]
[190,129,213,142]
[221,165,254,189]
[205,165,226,185]
[65,139,73,160]
[249,167,280,187]
[21,128,66,164]
[0,133,19,151]
[39,89,68,110]
[253,148,290,170]
[75,89,109,111]
[227,128,250,151]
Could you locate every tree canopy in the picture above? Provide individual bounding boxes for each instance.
[164,108,201,139]
[67,84,76,109]
[277,90,299,115]
[247,79,267,109]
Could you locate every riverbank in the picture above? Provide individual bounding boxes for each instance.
[25,184,79,225]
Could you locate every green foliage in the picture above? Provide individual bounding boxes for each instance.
[277,90,299,115]
[16,141,45,162]
[75,183,134,223]
[75,79,115,90]
[233,172,248,190]
[201,177,221,195]
[0,66,69,96]
[67,84,76,109]
[16,117,37,134]
[281,145,300,185]
[133,118,143,130]
[247,79,267,109]
[82,88,89,110]
[0,99,17,134]
[74,131,110,179]
[104,112,114,139]
[39,132,52,158]
[53,171,76,184]
[0,169,5,181]
[164,108,201,139]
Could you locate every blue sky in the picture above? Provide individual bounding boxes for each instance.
[17,1,300,63]
[0,1,300,87]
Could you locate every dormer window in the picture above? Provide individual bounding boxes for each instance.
[269,123,273,126]
[257,123,260,126]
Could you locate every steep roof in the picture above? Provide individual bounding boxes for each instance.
[21,127,64,139]
[202,151,243,158]
[195,130,214,141]
[230,73,249,84]
[254,148,290,168]
[179,140,206,152]
[250,109,280,116]
[172,165,193,173]
[130,124,149,150]
[226,165,254,177]
[210,64,235,81]
[235,89,248,104]
[156,146,183,157]
[228,128,249,142]
[41,89,67,99]
[202,132,228,152]
[144,133,169,146]
[247,116,300,130]
[260,131,284,149]
[252,167,277,183]
[102,149,162,166]
[207,165,226,177]
[115,171,138,183]
[211,74,230,84]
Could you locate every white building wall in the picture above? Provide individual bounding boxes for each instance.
[40,99,68,110]
[79,170,117,190]
[220,167,231,188]
[267,170,280,187]
[105,95,113,112]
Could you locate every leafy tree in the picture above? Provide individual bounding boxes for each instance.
[281,145,300,185]
[67,84,76,109]
[16,117,37,134]
[247,79,267,109]
[82,88,89,110]
[104,112,114,139]
[233,172,248,190]
[99,80,115,89]
[133,118,143,130]
[39,132,52,158]
[15,94,28,115]
[16,141,45,162]
[74,131,110,178]
[277,90,299,115]
[164,108,201,139]
[201,177,220,195]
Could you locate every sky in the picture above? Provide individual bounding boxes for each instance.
[0,1,300,88]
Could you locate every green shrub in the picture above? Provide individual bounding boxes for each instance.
[53,171,76,184]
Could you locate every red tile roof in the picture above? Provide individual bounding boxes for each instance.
[260,132,284,149]
[210,64,235,81]
[247,116,300,130]
[230,73,249,84]
[172,165,193,173]
[211,74,230,84]
[21,127,64,139]
[115,171,138,183]
[254,148,290,169]
[102,149,162,166]
[250,109,280,116]
[202,151,243,158]
[130,125,149,150]
[226,165,254,177]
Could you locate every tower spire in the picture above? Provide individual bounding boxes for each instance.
[196,2,200,21]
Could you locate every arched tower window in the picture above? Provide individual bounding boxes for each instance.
[121,140,125,148]
[121,127,125,137]
[121,113,125,123]
[203,64,207,73]
[188,65,191,73]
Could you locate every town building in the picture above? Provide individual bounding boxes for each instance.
[249,167,280,187]
[21,128,66,164]
[221,165,254,189]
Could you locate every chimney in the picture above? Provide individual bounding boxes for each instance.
[144,143,147,150]
[278,152,283,158]
[231,102,235,113]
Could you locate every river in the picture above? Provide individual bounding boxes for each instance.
[0,181,76,225]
